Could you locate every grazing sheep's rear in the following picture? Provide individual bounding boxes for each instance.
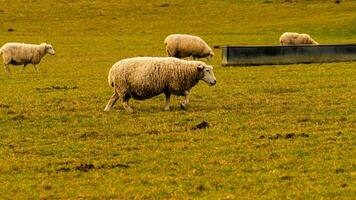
[104,57,217,112]
[164,34,214,60]
[279,32,319,45]
[0,42,55,74]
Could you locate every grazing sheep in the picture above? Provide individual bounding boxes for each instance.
[164,34,214,60]
[104,57,217,112]
[0,42,55,74]
[279,32,319,45]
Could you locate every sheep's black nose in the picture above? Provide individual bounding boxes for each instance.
[210,80,217,85]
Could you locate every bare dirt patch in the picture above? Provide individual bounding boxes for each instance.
[36,86,78,93]
[57,163,130,173]
[191,121,209,130]
[259,133,309,140]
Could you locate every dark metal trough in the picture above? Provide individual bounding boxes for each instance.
[222,44,356,66]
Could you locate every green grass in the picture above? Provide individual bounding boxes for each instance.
[0,0,355,199]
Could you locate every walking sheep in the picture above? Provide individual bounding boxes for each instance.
[164,34,214,60]
[279,32,319,45]
[0,42,55,74]
[104,57,217,112]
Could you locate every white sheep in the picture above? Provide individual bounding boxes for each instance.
[0,42,55,74]
[279,32,319,45]
[104,57,217,112]
[164,34,214,60]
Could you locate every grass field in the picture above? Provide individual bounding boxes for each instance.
[0,0,355,199]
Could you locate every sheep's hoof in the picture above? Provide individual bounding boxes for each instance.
[104,105,111,112]
[164,107,170,111]
[180,103,187,110]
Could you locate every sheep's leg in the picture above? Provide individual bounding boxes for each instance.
[104,92,119,111]
[121,93,133,113]
[21,64,28,73]
[180,90,190,109]
[4,64,10,74]
[164,93,171,111]
[33,64,39,73]
[122,97,133,113]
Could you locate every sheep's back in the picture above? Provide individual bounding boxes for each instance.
[179,36,207,52]
[166,35,208,54]
[1,43,36,63]
[110,57,199,99]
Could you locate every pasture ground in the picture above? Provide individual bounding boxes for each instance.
[0,0,355,199]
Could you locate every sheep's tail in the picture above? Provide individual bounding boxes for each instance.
[108,68,114,87]
[108,74,114,87]
[279,37,284,45]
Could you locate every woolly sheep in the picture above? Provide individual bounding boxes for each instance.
[164,34,214,60]
[104,57,217,112]
[0,42,55,74]
[279,32,319,45]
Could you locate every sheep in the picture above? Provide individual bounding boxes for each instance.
[0,42,55,74]
[104,57,217,112]
[279,32,319,45]
[164,34,214,60]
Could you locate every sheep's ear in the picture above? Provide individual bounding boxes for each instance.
[197,64,204,71]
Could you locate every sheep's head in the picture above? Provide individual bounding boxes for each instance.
[43,43,55,55]
[309,37,319,45]
[198,64,216,86]
[207,50,214,61]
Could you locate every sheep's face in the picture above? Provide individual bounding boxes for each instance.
[198,64,216,86]
[207,51,214,61]
[45,44,55,55]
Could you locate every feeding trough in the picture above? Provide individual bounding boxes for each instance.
[222,44,356,66]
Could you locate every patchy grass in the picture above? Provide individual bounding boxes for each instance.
[0,0,355,199]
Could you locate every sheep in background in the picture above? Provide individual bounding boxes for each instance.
[0,42,55,74]
[104,57,217,112]
[279,32,319,45]
[164,34,214,60]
